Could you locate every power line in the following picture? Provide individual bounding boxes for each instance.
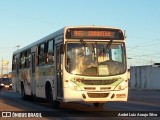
[127,47,160,53]
[127,38,160,52]
[128,52,160,57]
[128,57,158,66]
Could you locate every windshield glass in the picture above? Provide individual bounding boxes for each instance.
[66,41,126,76]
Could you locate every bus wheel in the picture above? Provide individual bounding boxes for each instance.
[93,103,105,108]
[46,84,60,109]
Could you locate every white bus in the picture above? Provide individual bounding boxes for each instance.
[12,26,128,108]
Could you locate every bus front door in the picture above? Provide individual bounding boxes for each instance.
[56,43,63,99]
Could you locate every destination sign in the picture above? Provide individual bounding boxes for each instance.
[66,28,124,40]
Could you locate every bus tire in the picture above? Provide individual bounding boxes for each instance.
[45,83,60,109]
[93,103,105,108]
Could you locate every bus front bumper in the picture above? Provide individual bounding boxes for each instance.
[63,87,128,102]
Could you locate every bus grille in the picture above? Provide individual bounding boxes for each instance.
[87,93,109,98]
[81,79,117,85]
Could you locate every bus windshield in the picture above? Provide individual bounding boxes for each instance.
[66,41,126,76]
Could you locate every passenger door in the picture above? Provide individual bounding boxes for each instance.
[16,55,20,92]
[30,51,36,96]
[55,42,63,98]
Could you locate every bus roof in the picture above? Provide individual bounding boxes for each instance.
[13,26,124,55]
[13,27,65,55]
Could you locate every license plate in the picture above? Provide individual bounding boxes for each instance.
[5,85,9,88]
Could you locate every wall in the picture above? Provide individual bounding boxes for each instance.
[130,65,160,90]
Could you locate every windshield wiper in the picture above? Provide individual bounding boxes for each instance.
[80,39,95,55]
[104,40,113,52]
[80,39,89,48]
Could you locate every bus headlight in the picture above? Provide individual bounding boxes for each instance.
[67,81,80,90]
[71,70,78,74]
[115,80,128,90]
[0,83,4,86]
[68,82,73,87]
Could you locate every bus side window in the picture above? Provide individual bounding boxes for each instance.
[20,52,26,69]
[47,40,54,65]
[16,58,19,74]
[26,50,31,68]
[38,43,46,66]
[12,55,16,70]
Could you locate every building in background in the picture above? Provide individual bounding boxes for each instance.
[0,59,9,77]
[130,65,160,90]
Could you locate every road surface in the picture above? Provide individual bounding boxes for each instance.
[0,89,160,120]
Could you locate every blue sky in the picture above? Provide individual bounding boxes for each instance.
[0,0,160,72]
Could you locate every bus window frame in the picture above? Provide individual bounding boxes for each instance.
[46,39,54,65]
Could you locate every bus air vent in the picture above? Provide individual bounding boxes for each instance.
[81,79,117,85]
[87,93,109,98]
